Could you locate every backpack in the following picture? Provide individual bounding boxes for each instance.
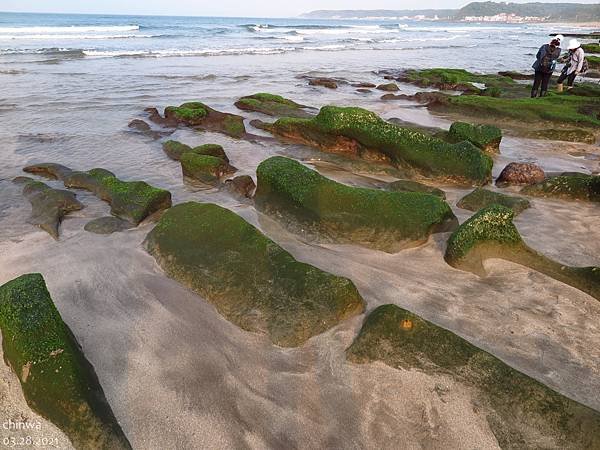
[539,45,557,73]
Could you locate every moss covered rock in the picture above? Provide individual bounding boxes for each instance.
[582,43,600,53]
[162,101,246,138]
[587,55,600,70]
[448,122,502,154]
[0,274,131,449]
[386,179,446,199]
[264,106,493,185]
[13,177,83,239]
[522,127,597,144]
[162,140,192,161]
[347,304,600,449]
[457,188,530,215]
[180,153,236,184]
[84,217,133,235]
[444,204,600,301]
[398,68,514,92]
[23,164,171,225]
[255,157,457,252]
[376,83,399,92]
[144,202,365,347]
[235,93,312,118]
[521,174,600,202]
[163,141,230,163]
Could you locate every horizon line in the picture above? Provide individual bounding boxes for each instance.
[0,10,301,19]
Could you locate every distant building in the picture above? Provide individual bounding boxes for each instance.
[462,13,546,23]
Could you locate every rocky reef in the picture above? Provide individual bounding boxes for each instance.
[261,106,493,185]
[13,177,83,239]
[255,156,457,252]
[347,304,600,449]
[444,205,600,301]
[234,93,312,118]
[0,274,131,449]
[457,188,530,215]
[396,68,514,92]
[144,202,365,347]
[521,174,600,203]
[23,163,171,225]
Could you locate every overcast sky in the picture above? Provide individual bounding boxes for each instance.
[1,0,598,18]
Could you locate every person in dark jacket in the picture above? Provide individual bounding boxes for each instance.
[531,37,562,97]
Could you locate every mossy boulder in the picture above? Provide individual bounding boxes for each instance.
[308,78,338,89]
[521,174,600,202]
[162,101,246,138]
[457,188,530,215]
[587,55,600,70]
[225,175,256,199]
[347,304,600,449]
[13,177,83,239]
[163,141,230,163]
[235,93,312,118]
[376,83,399,92]
[496,162,545,186]
[444,204,600,301]
[23,163,171,225]
[162,140,192,161]
[0,274,131,449]
[264,106,493,185]
[398,68,514,92]
[448,122,502,154]
[180,153,236,184]
[386,179,446,199]
[144,202,365,347]
[255,157,457,252]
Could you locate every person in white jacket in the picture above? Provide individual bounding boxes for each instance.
[557,39,585,92]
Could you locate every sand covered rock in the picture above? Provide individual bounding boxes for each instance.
[496,162,545,186]
[521,174,600,203]
[255,156,457,252]
[84,216,133,235]
[444,204,600,301]
[262,106,493,185]
[13,177,83,239]
[234,93,312,118]
[0,274,131,449]
[180,153,236,184]
[457,188,530,215]
[157,102,246,138]
[448,122,502,154]
[386,179,446,198]
[347,304,600,449]
[144,202,365,347]
[23,163,171,225]
[225,175,256,198]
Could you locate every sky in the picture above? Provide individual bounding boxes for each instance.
[0,0,598,18]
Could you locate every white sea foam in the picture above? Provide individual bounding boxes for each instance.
[0,34,154,40]
[0,25,140,34]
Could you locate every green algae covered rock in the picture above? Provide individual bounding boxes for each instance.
[0,274,131,449]
[347,304,600,449]
[162,140,192,160]
[457,188,530,215]
[444,205,600,301]
[235,93,312,118]
[398,68,514,91]
[266,106,493,185]
[386,179,446,199]
[180,153,236,184]
[521,174,600,203]
[144,202,365,347]
[255,156,457,252]
[163,101,246,138]
[163,140,230,162]
[13,177,83,239]
[23,163,172,225]
[582,43,600,53]
[448,122,502,154]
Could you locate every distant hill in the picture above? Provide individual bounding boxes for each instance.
[301,2,600,22]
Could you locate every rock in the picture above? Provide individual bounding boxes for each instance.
[521,174,600,203]
[0,274,131,449]
[523,128,596,144]
[457,188,530,215]
[386,179,446,199]
[261,106,493,186]
[356,88,372,93]
[144,107,178,127]
[84,216,133,234]
[347,304,600,449]
[163,141,230,162]
[193,143,229,162]
[180,153,236,184]
[376,83,399,92]
[444,204,600,301]
[497,71,535,80]
[496,162,545,186]
[308,78,338,89]
[255,156,457,252]
[144,202,365,347]
[582,43,600,53]
[448,122,502,154]
[23,164,171,225]
[234,93,312,118]
[162,140,192,160]
[225,175,256,198]
[352,82,376,88]
[13,177,83,239]
[397,68,514,92]
[128,119,151,132]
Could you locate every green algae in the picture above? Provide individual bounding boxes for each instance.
[269,106,493,185]
[144,202,365,347]
[164,102,207,124]
[347,304,600,449]
[162,140,192,161]
[255,156,457,252]
[400,68,514,91]
[457,188,530,215]
[386,179,446,199]
[448,122,502,153]
[582,43,600,53]
[235,93,311,118]
[193,143,229,161]
[521,174,600,202]
[588,55,600,69]
[163,101,246,138]
[180,153,233,184]
[0,274,131,449]
[222,115,246,138]
[162,140,229,162]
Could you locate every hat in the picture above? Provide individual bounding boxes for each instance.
[568,38,580,50]
[554,34,564,43]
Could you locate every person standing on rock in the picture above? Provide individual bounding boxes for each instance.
[531,36,562,98]
[557,39,586,92]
